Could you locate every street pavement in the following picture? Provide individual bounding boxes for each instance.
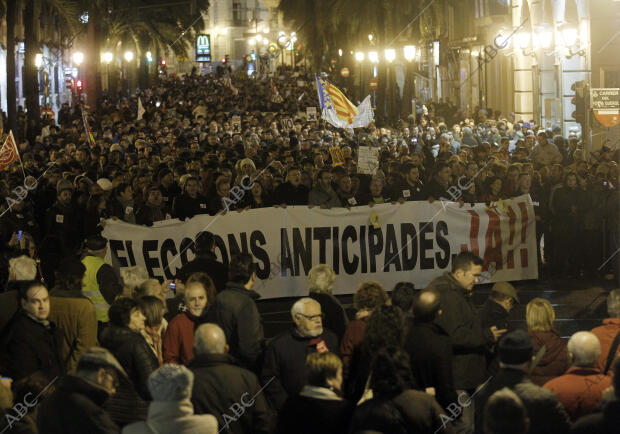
[256,276,618,339]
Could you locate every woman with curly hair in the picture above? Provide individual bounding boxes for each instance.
[350,347,447,434]
[344,304,407,404]
[339,281,388,377]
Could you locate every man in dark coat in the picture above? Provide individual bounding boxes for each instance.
[480,282,519,375]
[426,251,506,433]
[209,253,263,371]
[44,179,82,254]
[262,297,339,411]
[37,347,124,434]
[424,162,452,201]
[189,324,273,434]
[176,231,228,292]
[475,330,571,434]
[273,168,309,205]
[1,281,65,381]
[404,289,458,412]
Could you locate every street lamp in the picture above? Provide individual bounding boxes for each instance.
[102,52,113,91]
[124,51,134,62]
[256,34,263,43]
[249,38,256,46]
[516,31,531,50]
[561,27,578,47]
[404,45,416,62]
[35,53,43,68]
[355,52,364,101]
[73,52,84,65]
[338,49,343,57]
[368,51,378,63]
[102,52,113,63]
[355,52,365,62]
[384,48,395,62]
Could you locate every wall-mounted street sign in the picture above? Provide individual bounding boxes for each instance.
[591,88,620,128]
[196,34,211,62]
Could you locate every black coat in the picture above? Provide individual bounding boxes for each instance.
[1,311,65,381]
[277,392,353,434]
[479,299,511,376]
[427,272,494,390]
[308,292,348,344]
[210,282,264,371]
[176,252,228,292]
[172,193,209,221]
[37,375,119,434]
[99,326,158,401]
[474,367,570,434]
[273,182,309,205]
[261,327,339,411]
[424,177,451,201]
[350,389,449,434]
[570,399,620,434]
[44,202,82,254]
[189,353,274,434]
[403,320,458,411]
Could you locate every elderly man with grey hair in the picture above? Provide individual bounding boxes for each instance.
[307,264,348,344]
[543,331,612,421]
[188,324,273,434]
[123,364,218,434]
[261,297,339,411]
[591,289,620,372]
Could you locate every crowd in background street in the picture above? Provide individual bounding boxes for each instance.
[0,66,618,434]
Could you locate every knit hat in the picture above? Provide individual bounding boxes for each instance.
[498,330,533,365]
[148,365,194,401]
[110,143,123,153]
[56,178,74,195]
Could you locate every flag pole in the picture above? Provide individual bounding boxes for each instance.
[10,131,26,179]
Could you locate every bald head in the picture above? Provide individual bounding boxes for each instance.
[413,289,441,323]
[194,323,228,356]
[567,331,601,367]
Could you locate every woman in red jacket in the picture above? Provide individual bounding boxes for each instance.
[526,298,569,386]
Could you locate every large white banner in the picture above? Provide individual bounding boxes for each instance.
[103,195,538,299]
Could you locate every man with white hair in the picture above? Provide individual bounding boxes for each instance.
[543,331,612,421]
[261,297,338,411]
[591,289,620,372]
[188,324,273,434]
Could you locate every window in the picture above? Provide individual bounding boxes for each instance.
[232,2,245,26]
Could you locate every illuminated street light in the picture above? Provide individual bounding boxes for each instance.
[561,27,578,47]
[124,51,134,62]
[35,53,43,68]
[102,52,113,63]
[249,38,256,46]
[338,49,343,57]
[368,34,373,42]
[536,31,553,49]
[73,51,84,65]
[516,31,531,49]
[384,48,395,62]
[256,34,263,42]
[403,45,416,61]
[263,38,269,45]
[355,52,365,62]
[263,28,270,34]
[368,51,378,63]
[146,51,153,62]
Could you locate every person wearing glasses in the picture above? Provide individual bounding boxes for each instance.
[261,298,338,412]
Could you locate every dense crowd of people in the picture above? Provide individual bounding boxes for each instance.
[0,67,619,433]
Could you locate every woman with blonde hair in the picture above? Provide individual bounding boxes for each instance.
[526,297,569,385]
[307,264,348,344]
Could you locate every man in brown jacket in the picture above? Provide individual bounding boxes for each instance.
[49,258,98,373]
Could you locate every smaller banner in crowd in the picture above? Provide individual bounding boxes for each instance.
[103,195,538,299]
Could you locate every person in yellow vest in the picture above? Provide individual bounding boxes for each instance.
[81,235,122,326]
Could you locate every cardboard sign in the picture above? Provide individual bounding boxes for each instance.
[306,107,318,122]
[282,118,294,131]
[357,146,380,175]
[329,146,345,166]
[232,115,241,133]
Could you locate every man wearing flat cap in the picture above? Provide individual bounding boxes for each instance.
[81,235,123,326]
[38,347,125,434]
[480,282,519,375]
[474,330,570,434]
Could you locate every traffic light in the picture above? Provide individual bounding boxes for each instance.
[161,59,166,66]
[570,80,588,127]
[222,54,230,64]
[76,79,83,92]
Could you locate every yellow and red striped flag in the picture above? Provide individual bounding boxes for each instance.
[316,75,358,125]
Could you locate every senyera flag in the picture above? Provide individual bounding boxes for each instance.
[81,108,96,147]
[0,131,19,172]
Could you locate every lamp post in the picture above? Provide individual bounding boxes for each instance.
[355,52,364,102]
[102,52,113,92]
[124,51,134,93]
[404,46,417,117]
